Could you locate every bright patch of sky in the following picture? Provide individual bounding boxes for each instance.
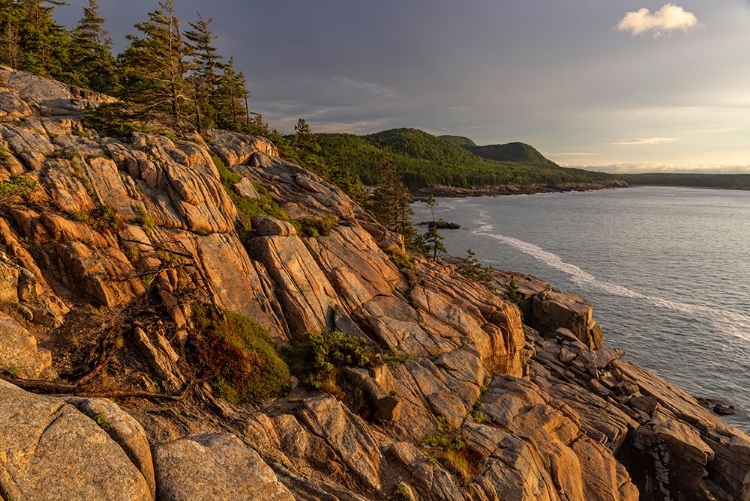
[55,1,750,173]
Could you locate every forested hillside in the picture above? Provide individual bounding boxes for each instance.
[316,128,616,189]
[621,173,750,189]
[469,142,561,169]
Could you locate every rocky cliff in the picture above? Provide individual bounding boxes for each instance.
[0,67,749,501]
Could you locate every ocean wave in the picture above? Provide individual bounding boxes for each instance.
[474,224,750,340]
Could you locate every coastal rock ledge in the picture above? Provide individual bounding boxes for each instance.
[1,68,749,501]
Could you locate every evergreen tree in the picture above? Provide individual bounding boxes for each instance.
[368,156,415,241]
[0,1,22,69]
[119,0,191,127]
[69,0,118,93]
[184,13,222,132]
[291,118,327,175]
[328,153,366,204]
[0,1,70,78]
[246,112,270,137]
[424,195,446,259]
[214,57,248,131]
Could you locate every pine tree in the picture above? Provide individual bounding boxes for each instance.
[424,195,446,259]
[291,118,327,176]
[119,0,191,127]
[0,1,70,78]
[184,13,222,132]
[368,156,415,240]
[69,0,118,93]
[214,57,249,131]
[0,1,22,69]
[246,112,270,137]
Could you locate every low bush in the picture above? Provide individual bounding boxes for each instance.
[134,205,156,235]
[189,305,291,404]
[211,155,288,236]
[0,175,38,201]
[457,249,495,292]
[283,330,373,392]
[292,216,338,237]
[84,103,144,139]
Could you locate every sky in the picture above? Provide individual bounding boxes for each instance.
[54,1,750,173]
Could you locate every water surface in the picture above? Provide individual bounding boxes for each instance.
[413,186,750,431]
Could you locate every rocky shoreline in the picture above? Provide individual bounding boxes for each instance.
[414,179,630,198]
[1,68,749,501]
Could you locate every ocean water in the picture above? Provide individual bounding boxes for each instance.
[413,186,750,432]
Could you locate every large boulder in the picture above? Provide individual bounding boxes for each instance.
[0,380,152,501]
[154,433,294,501]
[532,290,603,349]
[0,311,54,379]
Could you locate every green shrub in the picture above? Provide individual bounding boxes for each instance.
[93,412,112,430]
[422,431,481,488]
[506,277,521,305]
[211,155,288,235]
[424,432,465,450]
[0,175,38,201]
[189,305,291,404]
[457,249,495,292]
[83,103,143,139]
[68,205,121,232]
[283,330,373,391]
[292,216,338,237]
[134,205,156,235]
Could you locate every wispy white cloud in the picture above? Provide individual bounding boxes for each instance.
[310,118,394,134]
[611,137,679,145]
[575,163,750,174]
[616,4,700,37]
[331,76,397,98]
[545,152,598,157]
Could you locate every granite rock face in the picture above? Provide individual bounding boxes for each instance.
[1,68,750,501]
[154,433,294,501]
[0,380,152,501]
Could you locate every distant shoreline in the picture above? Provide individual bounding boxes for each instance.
[413,179,629,198]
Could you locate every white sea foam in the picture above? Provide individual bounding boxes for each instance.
[474,223,750,340]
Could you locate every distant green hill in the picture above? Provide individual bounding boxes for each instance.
[316,128,615,189]
[469,142,560,169]
[438,135,476,147]
[620,173,750,189]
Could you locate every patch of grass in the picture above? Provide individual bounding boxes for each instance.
[383,351,410,366]
[93,412,112,430]
[0,175,38,201]
[134,205,156,236]
[211,155,288,236]
[393,484,411,501]
[67,206,121,233]
[442,448,476,487]
[140,273,155,290]
[50,150,77,160]
[424,432,465,450]
[124,246,140,264]
[189,304,291,404]
[422,430,482,489]
[3,366,20,377]
[387,250,423,291]
[470,402,484,424]
[291,216,338,237]
[159,251,180,266]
